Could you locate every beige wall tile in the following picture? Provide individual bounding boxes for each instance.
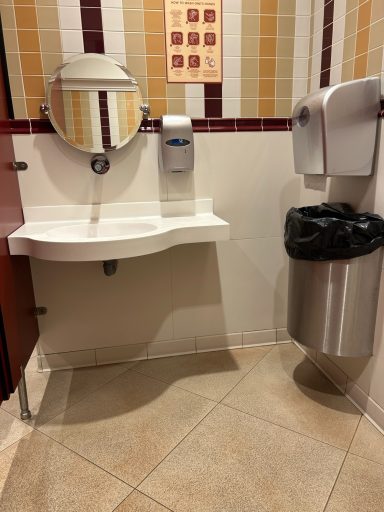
[38,29,61,53]
[242,0,261,14]
[123,9,144,31]
[371,0,384,22]
[258,97,275,115]
[125,32,146,54]
[36,6,59,29]
[20,52,43,75]
[144,9,164,33]
[367,46,383,75]
[15,5,38,29]
[242,14,259,36]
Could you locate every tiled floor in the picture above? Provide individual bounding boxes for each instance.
[1,343,384,512]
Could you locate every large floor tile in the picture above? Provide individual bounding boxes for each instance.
[349,417,384,465]
[0,431,131,512]
[1,363,128,427]
[139,404,345,512]
[40,370,215,486]
[133,346,270,401]
[116,491,171,511]
[0,409,33,452]
[223,344,361,449]
[325,454,384,512]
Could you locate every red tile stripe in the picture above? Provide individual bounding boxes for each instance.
[79,0,112,151]
[7,111,384,135]
[320,0,334,88]
[204,84,223,118]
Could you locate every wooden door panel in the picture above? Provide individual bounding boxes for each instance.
[0,20,39,401]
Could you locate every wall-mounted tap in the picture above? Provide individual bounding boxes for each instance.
[91,154,110,174]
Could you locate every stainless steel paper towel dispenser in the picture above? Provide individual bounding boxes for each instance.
[292,77,381,176]
[159,115,194,172]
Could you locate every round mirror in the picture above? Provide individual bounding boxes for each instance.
[45,54,143,153]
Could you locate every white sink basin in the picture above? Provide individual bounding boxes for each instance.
[46,221,158,240]
[8,200,230,262]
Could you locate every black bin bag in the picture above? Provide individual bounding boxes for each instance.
[284,203,384,261]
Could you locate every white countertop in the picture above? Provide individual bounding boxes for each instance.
[8,199,230,262]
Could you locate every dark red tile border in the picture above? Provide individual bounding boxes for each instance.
[204,84,222,118]
[11,112,383,136]
[30,118,55,133]
[262,118,289,131]
[0,119,30,134]
[320,0,334,88]
[236,118,262,132]
[80,0,104,53]
[191,119,209,132]
[209,118,236,132]
[138,119,153,133]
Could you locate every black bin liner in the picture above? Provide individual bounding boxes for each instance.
[284,203,384,261]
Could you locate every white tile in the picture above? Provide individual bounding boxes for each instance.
[59,7,82,30]
[295,16,310,37]
[147,338,196,359]
[243,329,276,347]
[223,13,241,35]
[293,78,308,98]
[14,134,161,207]
[208,131,297,239]
[223,0,242,13]
[58,0,80,5]
[60,30,84,54]
[222,78,241,98]
[294,37,309,58]
[101,0,123,9]
[276,328,291,343]
[172,239,289,338]
[317,353,348,393]
[331,40,344,66]
[185,97,205,117]
[222,98,241,117]
[185,84,205,98]
[223,57,241,78]
[333,0,347,21]
[31,251,173,355]
[104,31,126,54]
[330,64,342,85]
[347,381,384,431]
[332,16,346,44]
[102,8,124,31]
[296,0,312,16]
[96,344,147,364]
[223,35,241,57]
[293,57,309,78]
[39,350,96,371]
[196,333,242,352]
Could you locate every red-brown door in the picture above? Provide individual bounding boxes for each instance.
[0,21,39,403]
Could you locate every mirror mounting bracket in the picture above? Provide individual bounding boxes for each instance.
[140,104,150,120]
[40,103,50,115]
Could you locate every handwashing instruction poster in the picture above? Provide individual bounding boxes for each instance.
[164,0,222,83]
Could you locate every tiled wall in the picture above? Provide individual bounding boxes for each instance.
[308,0,384,93]
[2,1,383,121]
[0,0,311,119]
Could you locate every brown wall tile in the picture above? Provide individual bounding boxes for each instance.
[20,53,43,75]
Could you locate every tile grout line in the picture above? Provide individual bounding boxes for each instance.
[133,347,277,492]
[2,364,133,429]
[30,428,135,490]
[219,401,350,453]
[129,345,272,403]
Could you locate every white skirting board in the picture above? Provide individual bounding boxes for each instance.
[293,341,384,436]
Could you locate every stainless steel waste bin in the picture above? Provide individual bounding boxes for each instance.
[287,249,383,356]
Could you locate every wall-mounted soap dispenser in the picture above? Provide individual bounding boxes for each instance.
[159,115,194,172]
[292,77,381,176]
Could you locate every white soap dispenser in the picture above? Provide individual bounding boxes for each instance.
[159,115,194,172]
